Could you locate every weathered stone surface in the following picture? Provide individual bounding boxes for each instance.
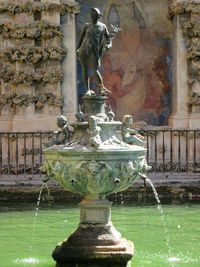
[0,1,80,15]
[169,0,200,114]
[53,233,133,267]
[0,46,67,63]
[0,21,63,39]
[0,67,63,86]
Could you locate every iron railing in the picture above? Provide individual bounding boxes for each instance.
[0,131,53,181]
[145,129,200,173]
[0,129,200,181]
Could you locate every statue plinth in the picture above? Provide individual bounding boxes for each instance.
[83,95,107,121]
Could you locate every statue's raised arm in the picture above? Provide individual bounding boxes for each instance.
[77,7,112,96]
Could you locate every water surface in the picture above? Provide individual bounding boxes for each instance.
[0,203,200,267]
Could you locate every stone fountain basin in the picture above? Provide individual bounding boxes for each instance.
[42,145,147,199]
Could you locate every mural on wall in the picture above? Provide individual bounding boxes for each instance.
[76,0,172,125]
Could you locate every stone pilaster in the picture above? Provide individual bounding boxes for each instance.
[169,0,200,129]
[61,0,77,122]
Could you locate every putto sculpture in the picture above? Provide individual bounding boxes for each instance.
[122,114,145,146]
[77,7,112,95]
[42,7,150,267]
[87,115,102,148]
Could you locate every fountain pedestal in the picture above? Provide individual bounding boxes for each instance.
[52,199,133,267]
[42,94,149,267]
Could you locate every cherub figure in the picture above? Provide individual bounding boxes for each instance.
[44,115,73,147]
[87,115,102,148]
[77,7,112,95]
[122,115,145,146]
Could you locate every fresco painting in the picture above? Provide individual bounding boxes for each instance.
[76,0,172,125]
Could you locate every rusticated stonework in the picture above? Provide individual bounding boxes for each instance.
[0,21,63,39]
[169,0,200,110]
[0,1,80,15]
[168,0,200,18]
[0,0,80,122]
[0,93,63,110]
[0,67,64,86]
[0,47,67,63]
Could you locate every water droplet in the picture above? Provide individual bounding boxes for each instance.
[14,257,39,264]
[168,257,181,262]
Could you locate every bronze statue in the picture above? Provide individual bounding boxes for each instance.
[77,7,112,96]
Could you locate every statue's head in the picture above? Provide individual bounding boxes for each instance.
[57,115,67,128]
[89,7,103,21]
[122,115,133,125]
[88,115,97,127]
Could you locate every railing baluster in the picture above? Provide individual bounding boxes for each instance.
[162,130,165,173]
[193,130,196,173]
[8,133,11,175]
[16,133,18,175]
[24,134,27,177]
[170,130,173,173]
[32,133,34,179]
[186,131,188,172]
[0,134,2,178]
[178,131,181,172]
[39,133,43,177]
[154,130,157,174]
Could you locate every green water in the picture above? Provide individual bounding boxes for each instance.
[0,203,200,267]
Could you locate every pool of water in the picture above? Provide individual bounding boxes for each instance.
[0,202,200,267]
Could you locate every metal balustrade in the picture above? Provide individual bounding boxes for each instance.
[145,129,200,173]
[0,131,53,182]
[0,129,200,182]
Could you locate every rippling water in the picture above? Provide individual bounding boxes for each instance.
[0,203,200,267]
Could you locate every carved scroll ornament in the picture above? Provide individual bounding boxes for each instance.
[0,67,64,86]
[0,21,63,39]
[0,1,80,15]
[0,47,67,63]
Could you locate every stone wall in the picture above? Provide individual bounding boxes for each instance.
[0,0,79,131]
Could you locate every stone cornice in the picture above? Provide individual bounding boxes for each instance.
[0,46,67,63]
[169,0,200,18]
[0,21,63,39]
[0,67,64,86]
[0,1,80,15]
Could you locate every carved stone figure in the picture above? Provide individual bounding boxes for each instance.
[122,115,145,146]
[44,115,73,147]
[87,115,102,148]
[77,7,112,95]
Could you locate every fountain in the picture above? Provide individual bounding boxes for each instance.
[41,7,150,267]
